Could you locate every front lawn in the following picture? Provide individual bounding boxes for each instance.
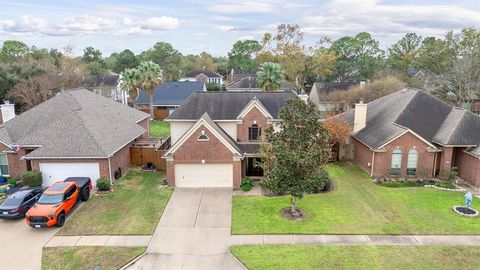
[231,245,480,270]
[58,170,172,235]
[232,163,480,234]
[42,247,145,270]
[150,120,170,139]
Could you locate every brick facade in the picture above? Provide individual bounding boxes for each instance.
[456,150,480,187]
[137,118,150,136]
[237,106,271,142]
[352,132,436,178]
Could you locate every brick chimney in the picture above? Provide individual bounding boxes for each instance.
[353,100,367,133]
[0,101,15,124]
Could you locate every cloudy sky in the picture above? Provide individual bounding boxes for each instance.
[0,0,479,56]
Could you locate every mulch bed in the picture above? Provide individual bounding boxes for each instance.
[453,206,479,217]
[279,207,309,221]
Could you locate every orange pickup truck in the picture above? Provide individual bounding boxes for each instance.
[26,177,92,228]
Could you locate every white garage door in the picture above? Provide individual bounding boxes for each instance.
[39,163,101,187]
[175,164,233,187]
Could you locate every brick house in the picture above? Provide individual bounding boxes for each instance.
[136,81,206,120]
[341,88,480,187]
[0,89,150,186]
[163,91,297,188]
[309,81,364,118]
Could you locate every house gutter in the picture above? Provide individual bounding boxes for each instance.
[108,156,113,183]
[370,151,375,177]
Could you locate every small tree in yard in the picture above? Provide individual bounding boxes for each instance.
[260,98,331,217]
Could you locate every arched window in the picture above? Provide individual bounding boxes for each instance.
[407,148,418,176]
[248,124,261,141]
[198,134,209,141]
[391,148,402,176]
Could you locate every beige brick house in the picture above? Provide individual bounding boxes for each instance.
[341,88,480,187]
[0,89,150,186]
[163,91,297,188]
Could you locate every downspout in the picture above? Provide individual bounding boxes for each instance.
[108,157,113,184]
[432,152,437,179]
[370,151,375,177]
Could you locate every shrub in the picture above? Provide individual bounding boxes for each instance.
[305,169,331,194]
[22,171,42,187]
[375,178,434,188]
[96,178,111,191]
[435,181,456,189]
[240,177,255,192]
[7,178,17,186]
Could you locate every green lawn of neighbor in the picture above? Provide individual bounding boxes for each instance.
[232,162,480,234]
[58,169,172,235]
[150,120,170,139]
[42,247,145,270]
[231,245,480,270]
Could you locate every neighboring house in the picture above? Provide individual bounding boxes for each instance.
[163,91,297,188]
[179,70,223,85]
[0,89,150,186]
[226,75,294,91]
[309,81,363,118]
[226,69,254,85]
[86,72,125,102]
[341,88,480,187]
[136,81,206,120]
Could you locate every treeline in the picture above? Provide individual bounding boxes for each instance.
[1,24,479,112]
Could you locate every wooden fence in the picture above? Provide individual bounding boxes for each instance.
[130,147,166,171]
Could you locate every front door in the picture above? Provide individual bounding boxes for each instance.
[246,157,264,177]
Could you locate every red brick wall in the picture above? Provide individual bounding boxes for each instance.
[456,150,480,187]
[137,118,150,137]
[371,132,435,178]
[352,137,373,174]
[109,142,132,180]
[166,123,240,187]
[237,106,271,142]
[439,146,454,172]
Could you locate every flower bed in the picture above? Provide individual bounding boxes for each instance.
[452,206,479,217]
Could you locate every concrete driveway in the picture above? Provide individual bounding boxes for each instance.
[126,188,244,270]
[0,218,58,270]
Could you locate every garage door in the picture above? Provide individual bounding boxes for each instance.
[175,164,233,187]
[39,163,101,187]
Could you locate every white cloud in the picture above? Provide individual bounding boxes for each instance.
[1,15,49,33]
[210,1,276,13]
[140,16,179,30]
[215,25,235,32]
[57,15,117,32]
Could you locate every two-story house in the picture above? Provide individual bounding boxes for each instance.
[163,91,297,188]
[179,70,223,85]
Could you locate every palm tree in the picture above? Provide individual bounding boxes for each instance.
[120,68,140,106]
[257,62,284,91]
[137,61,163,119]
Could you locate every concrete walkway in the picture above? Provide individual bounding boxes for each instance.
[125,188,245,270]
[45,235,152,247]
[231,234,480,246]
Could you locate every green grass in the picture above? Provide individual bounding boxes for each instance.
[58,169,172,235]
[232,162,480,234]
[231,245,480,270]
[42,247,145,270]
[150,120,170,138]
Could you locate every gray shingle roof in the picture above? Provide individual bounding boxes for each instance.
[167,91,297,120]
[136,81,205,106]
[1,89,149,158]
[309,82,360,104]
[342,89,480,152]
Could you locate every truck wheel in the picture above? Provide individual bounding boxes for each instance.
[81,188,90,202]
[56,213,66,227]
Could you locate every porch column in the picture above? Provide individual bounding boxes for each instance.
[233,159,241,188]
[166,159,175,187]
[439,147,454,172]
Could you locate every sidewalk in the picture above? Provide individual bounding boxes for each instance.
[230,234,480,246]
[44,235,151,247]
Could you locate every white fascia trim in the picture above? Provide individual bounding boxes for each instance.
[166,119,242,123]
[431,141,477,147]
[23,156,108,160]
[135,115,151,124]
[377,129,437,150]
[462,149,480,159]
[152,105,179,107]
[106,133,143,158]
[165,118,241,156]
[237,99,273,119]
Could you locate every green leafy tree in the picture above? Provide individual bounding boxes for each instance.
[113,49,139,73]
[82,47,107,75]
[330,32,384,81]
[227,40,261,72]
[139,42,182,80]
[416,37,453,75]
[257,62,284,91]
[388,33,422,72]
[120,68,140,106]
[137,61,163,118]
[260,99,331,216]
[0,40,29,62]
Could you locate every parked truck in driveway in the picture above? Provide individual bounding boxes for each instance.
[26,177,92,228]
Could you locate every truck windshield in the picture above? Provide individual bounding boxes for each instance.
[37,194,63,204]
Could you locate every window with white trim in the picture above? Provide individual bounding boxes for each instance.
[248,124,261,141]
[391,148,402,176]
[407,148,418,176]
[198,134,209,141]
[0,153,9,176]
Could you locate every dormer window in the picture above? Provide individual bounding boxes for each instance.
[248,124,261,141]
[198,130,209,141]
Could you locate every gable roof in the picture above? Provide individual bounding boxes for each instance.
[309,82,360,104]
[136,81,205,106]
[185,70,222,78]
[342,89,480,152]
[0,89,149,158]
[164,113,241,157]
[166,91,297,120]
